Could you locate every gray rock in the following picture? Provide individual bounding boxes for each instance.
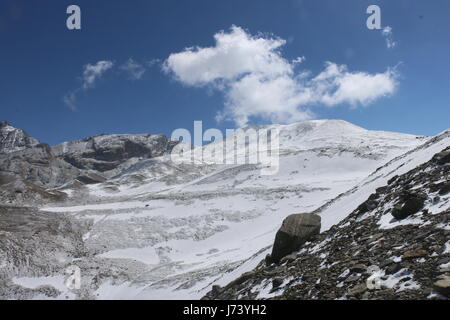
[402,248,428,259]
[392,193,426,220]
[432,148,450,165]
[433,277,450,297]
[270,213,321,263]
[350,264,367,273]
[347,283,367,297]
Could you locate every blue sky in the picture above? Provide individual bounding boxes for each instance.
[0,0,449,145]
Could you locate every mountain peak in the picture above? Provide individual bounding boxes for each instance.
[0,121,40,153]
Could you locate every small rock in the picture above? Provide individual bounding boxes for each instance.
[272,278,284,289]
[211,285,222,296]
[375,186,389,194]
[350,264,367,273]
[392,194,426,220]
[433,277,450,297]
[402,248,428,259]
[229,271,255,286]
[279,253,297,264]
[385,263,402,275]
[345,274,361,283]
[347,283,367,297]
[387,175,398,185]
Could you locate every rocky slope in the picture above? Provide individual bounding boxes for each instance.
[0,206,90,299]
[203,147,450,300]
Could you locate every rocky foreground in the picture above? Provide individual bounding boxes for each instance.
[203,148,450,300]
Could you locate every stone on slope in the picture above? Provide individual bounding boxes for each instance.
[392,192,426,220]
[269,213,321,263]
[433,276,450,297]
[432,148,450,165]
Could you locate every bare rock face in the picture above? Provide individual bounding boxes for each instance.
[269,213,321,263]
[0,121,179,205]
[0,121,39,153]
[51,134,178,173]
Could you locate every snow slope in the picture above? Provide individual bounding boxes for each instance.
[38,120,427,299]
[315,129,450,231]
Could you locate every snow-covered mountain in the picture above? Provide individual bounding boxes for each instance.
[0,121,39,153]
[1,119,447,300]
[0,119,427,299]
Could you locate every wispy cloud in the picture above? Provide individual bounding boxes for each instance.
[63,91,77,112]
[120,58,146,80]
[64,58,156,110]
[63,60,114,110]
[164,25,399,127]
[82,61,114,89]
[382,26,397,49]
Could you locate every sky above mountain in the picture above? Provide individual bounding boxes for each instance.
[1,0,449,144]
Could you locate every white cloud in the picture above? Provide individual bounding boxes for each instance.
[146,58,161,67]
[292,56,306,65]
[63,60,114,110]
[163,25,291,86]
[82,60,114,89]
[120,58,146,80]
[382,26,397,49]
[313,62,397,107]
[164,26,399,127]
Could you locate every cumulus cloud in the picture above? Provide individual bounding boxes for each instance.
[382,26,397,49]
[164,26,399,127]
[82,61,114,89]
[120,58,146,80]
[163,25,291,86]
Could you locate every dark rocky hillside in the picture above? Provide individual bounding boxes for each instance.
[204,148,450,300]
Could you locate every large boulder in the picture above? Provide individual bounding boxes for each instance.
[391,191,426,220]
[269,213,321,263]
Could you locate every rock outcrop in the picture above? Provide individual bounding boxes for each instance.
[0,121,39,153]
[51,134,178,173]
[268,213,321,263]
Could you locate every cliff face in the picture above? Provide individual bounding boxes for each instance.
[203,147,450,300]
